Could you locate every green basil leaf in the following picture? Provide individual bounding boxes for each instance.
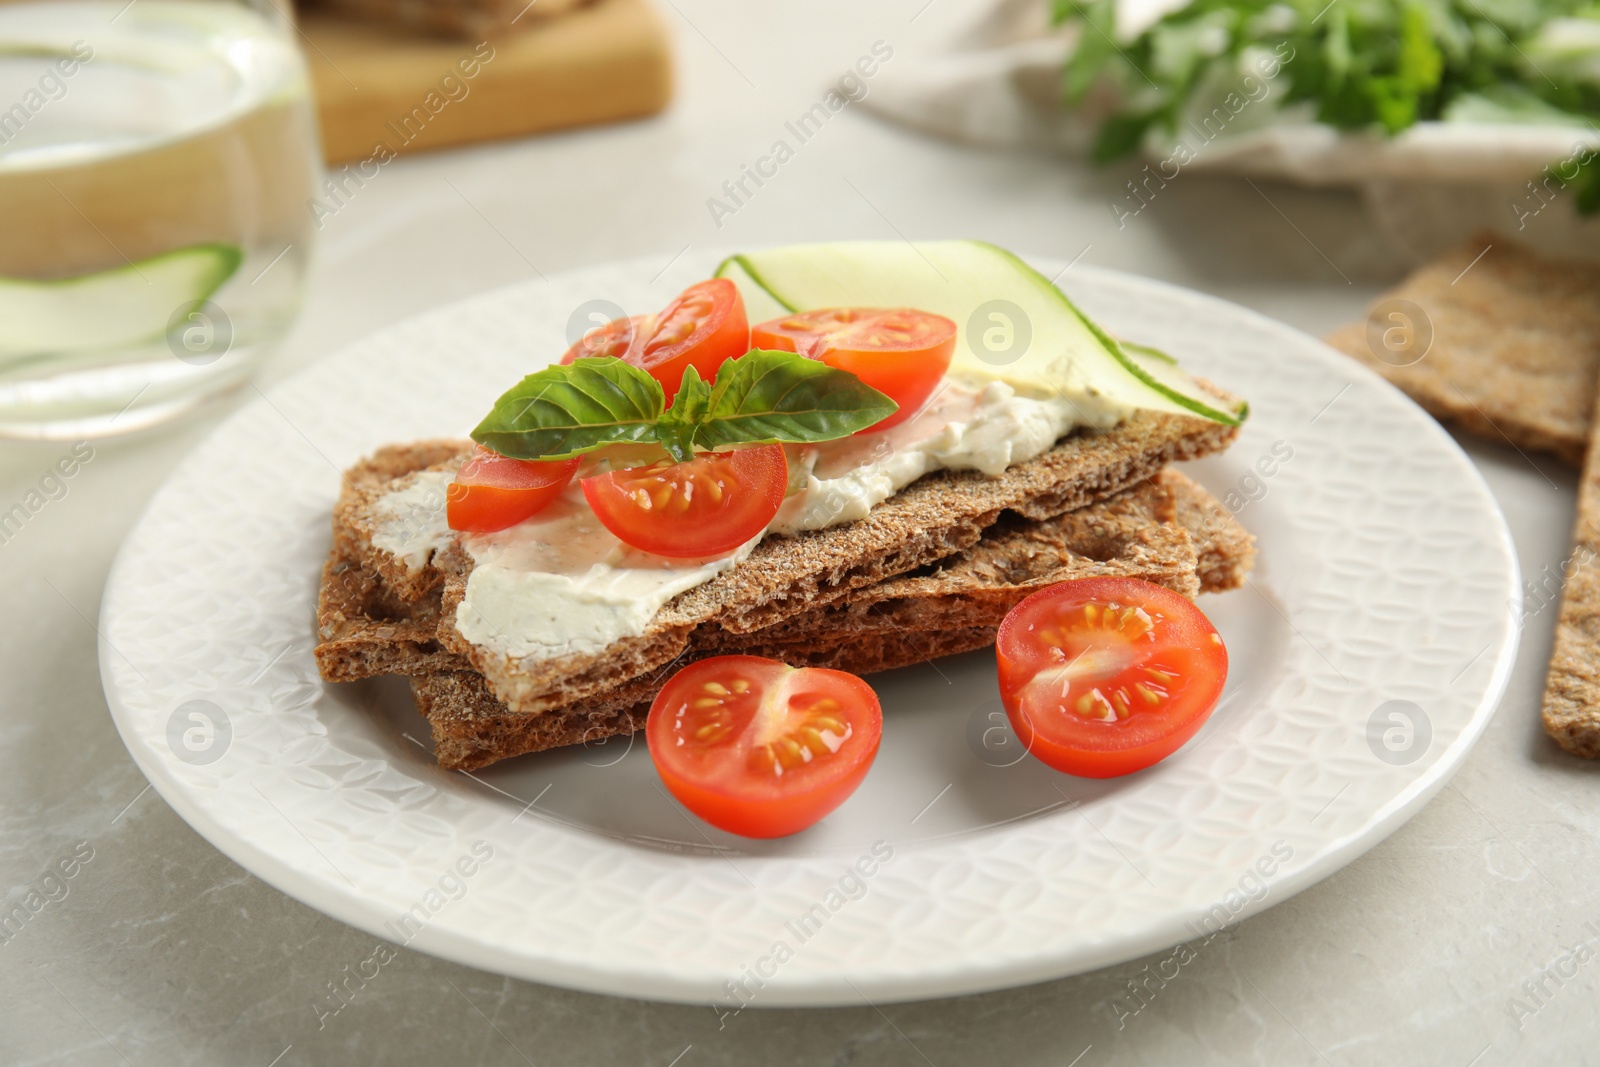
[655,365,712,462]
[695,349,898,450]
[471,356,666,460]
[668,365,712,425]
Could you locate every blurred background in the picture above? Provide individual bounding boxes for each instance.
[4,0,1597,439]
[4,0,1598,439]
[2,0,1598,1062]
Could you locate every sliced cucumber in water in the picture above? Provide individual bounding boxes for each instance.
[0,242,242,359]
[716,241,1243,426]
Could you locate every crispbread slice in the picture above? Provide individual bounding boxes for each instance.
[714,469,1252,646]
[317,469,1220,682]
[1325,237,1600,465]
[1543,362,1600,758]
[403,472,1255,770]
[332,445,469,604]
[410,627,1009,771]
[411,671,650,774]
[317,545,463,681]
[318,467,1225,681]
[1172,471,1258,591]
[325,400,1240,715]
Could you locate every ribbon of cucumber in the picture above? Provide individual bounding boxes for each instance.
[715,240,1244,427]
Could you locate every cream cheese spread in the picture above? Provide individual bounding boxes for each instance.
[369,475,455,572]
[454,495,761,661]
[370,376,1129,664]
[773,379,1123,535]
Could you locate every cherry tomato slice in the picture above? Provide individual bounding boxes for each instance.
[647,655,883,838]
[561,279,749,399]
[563,314,647,362]
[580,444,787,559]
[995,577,1228,778]
[751,307,956,430]
[446,446,580,533]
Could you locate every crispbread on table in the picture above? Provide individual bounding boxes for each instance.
[386,471,1254,770]
[323,400,1240,716]
[1543,365,1600,758]
[1323,238,1600,756]
[1325,238,1600,465]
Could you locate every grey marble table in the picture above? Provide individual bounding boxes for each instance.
[3,1,1597,1063]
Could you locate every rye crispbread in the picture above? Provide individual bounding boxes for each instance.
[407,628,1013,772]
[1325,237,1600,466]
[320,400,1241,717]
[1323,239,1600,756]
[355,468,1254,770]
[1173,470,1258,591]
[325,466,1247,675]
[1543,366,1600,759]
[713,469,1254,647]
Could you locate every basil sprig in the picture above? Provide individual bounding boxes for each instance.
[472,350,899,463]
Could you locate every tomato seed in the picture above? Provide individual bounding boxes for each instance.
[798,727,830,756]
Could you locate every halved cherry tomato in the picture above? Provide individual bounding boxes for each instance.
[751,308,955,430]
[995,577,1228,778]
[647,655,883,838]
[446,446,580,533]
[581,444,787,558]
[561,279,749,399]
[563,314,647,362]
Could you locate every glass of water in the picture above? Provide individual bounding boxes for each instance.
[0,0,321,438]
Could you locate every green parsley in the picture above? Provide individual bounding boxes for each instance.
[1054,0,1600,211]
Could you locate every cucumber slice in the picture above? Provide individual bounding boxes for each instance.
[1125,343,1246,420]
[1118,340,1178,365]
[715,241,1243,426]
[0,243,243,359]
[715,255,793,324]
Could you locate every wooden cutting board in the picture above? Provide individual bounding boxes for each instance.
[298,0,672,164]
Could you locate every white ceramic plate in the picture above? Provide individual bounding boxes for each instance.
[99,253,1519,1006]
